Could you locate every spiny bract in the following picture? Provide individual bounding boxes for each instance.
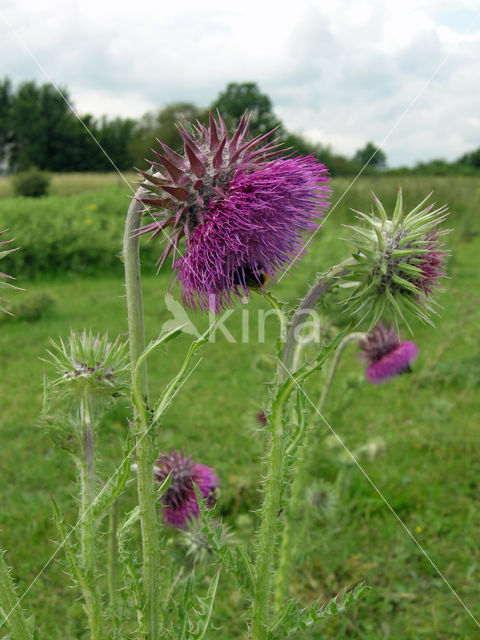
[344,190,449,329]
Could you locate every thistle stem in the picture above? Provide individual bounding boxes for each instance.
[274,261,358,608]
[317,332,367,414]
[123,192,161,640]
[76,391,104,640]
[251,389,287,640]
[281,258,354,374]
[108,499,119,608]
[275,331,366,606]
[251,295,288,640]
[0,549,32,640]
[79,390,95,577]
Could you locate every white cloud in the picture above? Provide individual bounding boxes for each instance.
[1,0,479,166]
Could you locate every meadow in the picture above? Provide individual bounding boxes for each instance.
[1,173,479,638]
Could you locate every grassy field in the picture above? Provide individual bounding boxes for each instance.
[1,174,480,638]
[0,172,137,198]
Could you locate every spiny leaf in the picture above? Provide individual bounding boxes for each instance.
[194,485,256,593]
[269,581,370,638]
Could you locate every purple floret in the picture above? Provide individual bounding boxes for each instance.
[359,322,419,384]
[173,157,330,312]
[366,341,419,384]
[154,450,219,528]
[136,112,331,313]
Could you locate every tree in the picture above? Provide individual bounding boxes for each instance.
[128,102,208,170]
[0,78,13,172]
[458,147,480,169]
[211,82,282,138]
[352,141,387,171]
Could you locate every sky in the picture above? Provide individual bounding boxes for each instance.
[1,0,479,167]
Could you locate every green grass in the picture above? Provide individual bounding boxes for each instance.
[1,175,480,638]
[0,172,137,198]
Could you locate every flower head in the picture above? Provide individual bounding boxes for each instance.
[45,331,129,398]
[359,322,419,384]
[0,229,19,314]
[136,112,330,312]
[154,450,219,528]
[345,190,449,328]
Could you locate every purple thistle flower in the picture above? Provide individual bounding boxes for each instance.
[416,230,448,297]
[359,322,419,384]
[136,112,330,312]
[154,450,219,529]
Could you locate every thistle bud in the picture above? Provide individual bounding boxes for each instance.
[45,331,129,399]
[344,190,449,328]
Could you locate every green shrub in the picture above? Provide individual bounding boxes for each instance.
[0,291,56,321]
[12,167,51,197]
[0,186,158,277]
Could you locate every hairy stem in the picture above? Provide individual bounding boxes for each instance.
[317,332,367,413]
[281,258,354,374]
[76,391,104,640]
[123,192,161,640]
[251,296,288,640]
[79,390,95,577]
[108,499,119,608]
[275,331,366,606]
[0,549,32,640]
[251,387,288,639]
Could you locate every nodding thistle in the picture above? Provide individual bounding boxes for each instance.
[135,111,331,313]
[45,330,129,400]
[358,322,419,384]
[153,450,219,529]
[344,190,449,328]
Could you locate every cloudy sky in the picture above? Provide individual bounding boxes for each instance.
[1,0,479,166]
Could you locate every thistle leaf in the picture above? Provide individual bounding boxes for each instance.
[269,581,370,638]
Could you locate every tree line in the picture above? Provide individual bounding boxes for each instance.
[1,78,478,176]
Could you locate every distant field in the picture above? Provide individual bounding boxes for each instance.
[1,175,479,638]
[0,171,137,197]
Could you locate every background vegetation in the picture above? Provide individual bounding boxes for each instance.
[0,173,479,638]
[2,78,480,178]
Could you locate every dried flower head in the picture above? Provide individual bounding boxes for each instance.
[0,229,19,314]
[345,190,449,328]
[359,322,419,384]
[154,450,219,528]
[136,112,331,312]
[307,479,339,522]
[45,331,129,398]
[179,520,236,564]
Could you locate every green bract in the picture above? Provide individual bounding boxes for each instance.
[45,330,129,398]
[344,189,449,329]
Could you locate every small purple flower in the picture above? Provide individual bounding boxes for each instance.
[359,322,419,384]
[256,411,267,425]
[153,450,219,528]
[136,112,330,312]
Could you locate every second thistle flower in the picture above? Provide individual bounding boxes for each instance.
[358,322,418,384]
[136,112,331,313]
[154,450,219,528]
[345,190,449,328]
